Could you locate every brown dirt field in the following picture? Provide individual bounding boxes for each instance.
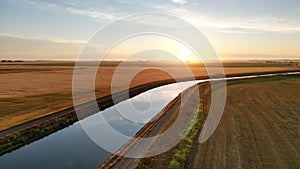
[0,62,299,131]
[187,76,300,169]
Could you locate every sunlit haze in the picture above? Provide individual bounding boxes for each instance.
[1,0,300,61]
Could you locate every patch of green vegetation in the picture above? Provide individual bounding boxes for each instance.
[168,107,203,169]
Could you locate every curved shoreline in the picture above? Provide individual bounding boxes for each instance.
[0,69,299,156]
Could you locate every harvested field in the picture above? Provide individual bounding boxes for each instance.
[0,61,299,131]
[188,76,300,169]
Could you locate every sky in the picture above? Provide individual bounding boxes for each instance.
[0,0,300,61]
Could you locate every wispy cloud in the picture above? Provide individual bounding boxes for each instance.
[155,6,300,34]
[17,0,60,10]
[10,0,300,34]
[208,16,300,34]
[17,0,122,21]
[47,37,86,45]
[66,8,119,20]
[219,28,259,34]
[170,0,187,5]
[0,33,86,45]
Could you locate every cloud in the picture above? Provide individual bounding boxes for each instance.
[170,0,187,5]
[66,8,118,20]
[219,28,259,34]
[213,17,300,34]
[18,0,121,21]
[47,37,86,44]
[17,0,60,10]
[155,7,300,34]
[11,0,300,34]
[0,33,30,39]
[0,33,86,45]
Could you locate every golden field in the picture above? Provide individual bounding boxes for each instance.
[0,61,299,131]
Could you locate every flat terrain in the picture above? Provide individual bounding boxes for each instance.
[188,76,300,169]
[0,61,299,130]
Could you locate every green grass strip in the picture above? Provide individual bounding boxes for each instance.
[168,107,203,169]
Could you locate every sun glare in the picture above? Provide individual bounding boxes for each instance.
[177,44,199,62]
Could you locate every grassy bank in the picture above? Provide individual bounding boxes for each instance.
[0,111,78,155]
[168,107,203,169]
[168,85,211,169]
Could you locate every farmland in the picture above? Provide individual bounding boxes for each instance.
[187,75,300,169]
[1,61,299,131]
